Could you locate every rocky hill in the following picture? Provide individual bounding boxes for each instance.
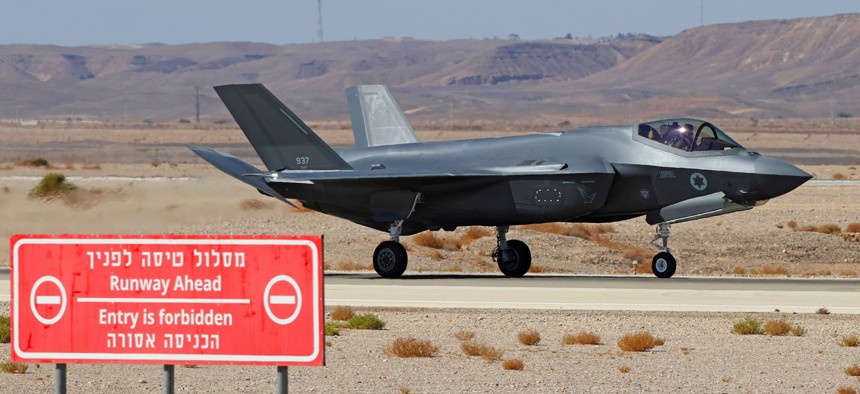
[1,13,858,121]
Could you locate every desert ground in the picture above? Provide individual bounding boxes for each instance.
[0,120,859,392]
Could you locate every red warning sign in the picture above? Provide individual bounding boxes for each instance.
[10,235,324,366]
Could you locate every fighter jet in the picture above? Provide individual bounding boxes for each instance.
[189,84,811,279]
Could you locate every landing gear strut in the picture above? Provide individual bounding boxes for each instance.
[648,223,676,278]
[492,226,531,277]
[373,220,408,278]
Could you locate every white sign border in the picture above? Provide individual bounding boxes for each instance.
[12,237,322,364]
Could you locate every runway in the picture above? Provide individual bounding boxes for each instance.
[4,268,858,314]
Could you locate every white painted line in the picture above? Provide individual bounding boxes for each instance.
[270,295,297,305]
[35,296,61,305]
[77,297,250,304]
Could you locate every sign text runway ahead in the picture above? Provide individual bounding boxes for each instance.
[11,235,324,365]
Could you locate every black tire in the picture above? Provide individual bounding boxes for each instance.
[373,241,408,278]
[651,252,676,278]
[497,239,531,277]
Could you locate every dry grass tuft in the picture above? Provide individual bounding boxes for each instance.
[518,330,541,346]
[329,306,355,321]
[817,307,831,315]
[590,236,653,266]
[454,330,476,342]
[520,222,614,239]
[787,220,798,229]
[654,337,665,346]
[28,172,76,200]
[0,315,9,343]
[833,173,847,180]
[732,318,763,335]
[846,364,860,377]
[731,266,747,275]
[764,319,792,336]
[846,223,860,233]
[755,265,789,276]
[618,331,660,352]
[0,362,28,374]
[400,387,410,394]
[840,334,860,347]
[181,364,197,368]
[618,364,630,373]
[461,342,504,362]
[502,359,524,370]
[837,386,857,394]
[383,337,439,358]
[346,313,386,330]
[411,227,492,251]
[239,198,274,211]
[384,337,439,358]
[562,332,601,345]
[19,157,49,167]
[790,325,807,337]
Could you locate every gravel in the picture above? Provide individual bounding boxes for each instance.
[3,304,860,393]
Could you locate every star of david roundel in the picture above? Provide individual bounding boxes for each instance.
[689,172,707,191]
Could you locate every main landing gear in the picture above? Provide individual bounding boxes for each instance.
[372,223,533,278]
[492,226,532,277]
[373,220,408,278]
[648,223,676,278]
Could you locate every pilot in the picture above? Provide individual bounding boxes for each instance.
[664,122,692,151]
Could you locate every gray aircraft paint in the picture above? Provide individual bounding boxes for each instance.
[190,83,811,278]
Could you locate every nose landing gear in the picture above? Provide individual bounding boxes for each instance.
[373,220,408,278]
[649,223,676,278]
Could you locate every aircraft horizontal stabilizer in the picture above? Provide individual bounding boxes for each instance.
[187,145,298,208]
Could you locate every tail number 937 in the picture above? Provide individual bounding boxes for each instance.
[296,156,310,166]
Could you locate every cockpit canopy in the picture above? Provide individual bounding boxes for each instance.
[637,119,743,153]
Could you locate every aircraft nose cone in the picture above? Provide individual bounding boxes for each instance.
[754,156,812,199]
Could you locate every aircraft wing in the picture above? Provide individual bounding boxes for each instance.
[259,157,612,184]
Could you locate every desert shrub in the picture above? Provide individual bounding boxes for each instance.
[518,330,541,346]
[618,331,659,352]
[816,224,843,235]
[562,331,601,345]
[502,359,524,370]
[0,315,9,343]
[817,307,831,315]
[461,342,504,362]
[412,232,460,250]
[330,306,355,321]
[346,313,386,330]
[731,266,746,275]
[732,318,763,335]
[787,220,798,229]
[324,321,341,336]
[454,330,476,342]
[846,364,860,377]
[841,334,860,347]
[384,337,438,358]
[28,173,76,199]
[181,364,197,368]
[618,365,630,373]
[846,223,860,233]
[460,227,492,244]
[764,319,792,336]
[335,261,372,271]
[0,362,28,374]
[21,157,49,167]
[834,173,847,180]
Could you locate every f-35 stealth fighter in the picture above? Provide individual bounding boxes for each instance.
[189,84,811,279]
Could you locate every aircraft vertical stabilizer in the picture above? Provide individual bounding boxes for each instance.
[347,85,419,148]
[214,84,352,171]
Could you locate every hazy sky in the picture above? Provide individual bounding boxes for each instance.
[2,1,858,46]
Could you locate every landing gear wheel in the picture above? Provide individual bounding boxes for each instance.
[373,241,408,278]
[651,252,676,279]
[495,240,532,277]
